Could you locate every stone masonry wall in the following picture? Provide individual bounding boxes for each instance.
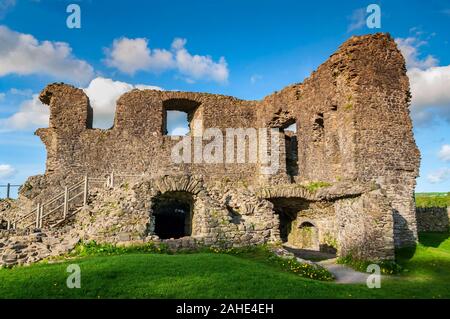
[4,33,420,262]
[416,207,450,232]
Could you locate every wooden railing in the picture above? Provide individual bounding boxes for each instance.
[7,176,90,230]
[0,183,21,199]
[5,172,145,231]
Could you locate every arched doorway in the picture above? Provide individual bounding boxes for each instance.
[297,221,319,250]
[152,191,194,239]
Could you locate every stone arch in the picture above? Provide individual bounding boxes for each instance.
[147,176,206,239]
[295,220,320,250]
[152,175,205,195]
[151,190,195,239]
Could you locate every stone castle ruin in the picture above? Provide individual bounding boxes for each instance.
[0,33,420,265]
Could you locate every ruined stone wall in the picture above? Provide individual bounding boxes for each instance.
[36,87,260,184]
[9,33,420,260]
[416,207,450,232]
[334,190,395,260]
[343,34,420,248]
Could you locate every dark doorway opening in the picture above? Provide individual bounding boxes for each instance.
[279,211,295,243]
[282,122,298,181]
[269,197,309,244]
[298,221,319,250]
[153,191,194,239]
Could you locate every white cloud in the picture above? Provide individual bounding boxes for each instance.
[0,77,163,131]
[427,168,450,184]
[395,37,450,126]
[104,37,229,83]
[347,8,366,32]
[172,38,229,83]
[438,144,450,162]
[0,164,16,181]
[0,92,4,101]
[84,77,162,128]
[395,37,438,69]
[166,110,189,136]
[104,37,173,75]
[0,25,94,85]
[0,94,48,131]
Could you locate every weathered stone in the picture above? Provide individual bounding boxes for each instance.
[1,33,424,265]
[416,207,450,232]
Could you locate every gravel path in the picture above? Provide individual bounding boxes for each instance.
[318,258,373,284]
[283,245,374,284]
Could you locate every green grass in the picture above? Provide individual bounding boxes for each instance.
[303,181,332,192]
[415,192,450,208]
[0,232,449,299]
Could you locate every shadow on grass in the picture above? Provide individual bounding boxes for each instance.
[396,245,416,261]
[418,232,450,248]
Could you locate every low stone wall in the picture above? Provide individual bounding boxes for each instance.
[0,228,80,268]
[416,207,450,232]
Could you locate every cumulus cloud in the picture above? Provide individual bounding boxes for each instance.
[83,77,162,128]
[395,36,450,126]
[0,164,16,181]
[0,94,49,131]
[438,144,450,162]
[104,37,229,83]
[104,37,173,75]
[395,37,438,69]
[0,25,94,85]
[427,168,450,184]
[0,77,163,131]
[172,38,229,83]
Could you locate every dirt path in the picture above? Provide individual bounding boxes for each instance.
[283,245,373,284]
[318,258,373,284]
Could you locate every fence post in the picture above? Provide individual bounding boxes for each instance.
[83,175,89,206]
[6,183,10,199]
[39,204,44,228]
[63,186,69,219]
[35,203,41,228]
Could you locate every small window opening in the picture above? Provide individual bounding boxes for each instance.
[166,110,190,136]
[281,121,298,180]
[163,98,201,136]
[312,113,324,142]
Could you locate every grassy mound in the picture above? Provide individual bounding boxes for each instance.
[0,232,449,298]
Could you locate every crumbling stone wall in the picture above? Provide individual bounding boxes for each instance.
[6,33,420,261]
[416,207,450,232]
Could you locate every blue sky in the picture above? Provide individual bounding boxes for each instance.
[0,0,450,196]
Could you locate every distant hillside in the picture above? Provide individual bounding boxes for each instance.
[415,192,450,208]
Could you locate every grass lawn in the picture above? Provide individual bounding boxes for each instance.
[0,232,449,299]
[415,192,450,208]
